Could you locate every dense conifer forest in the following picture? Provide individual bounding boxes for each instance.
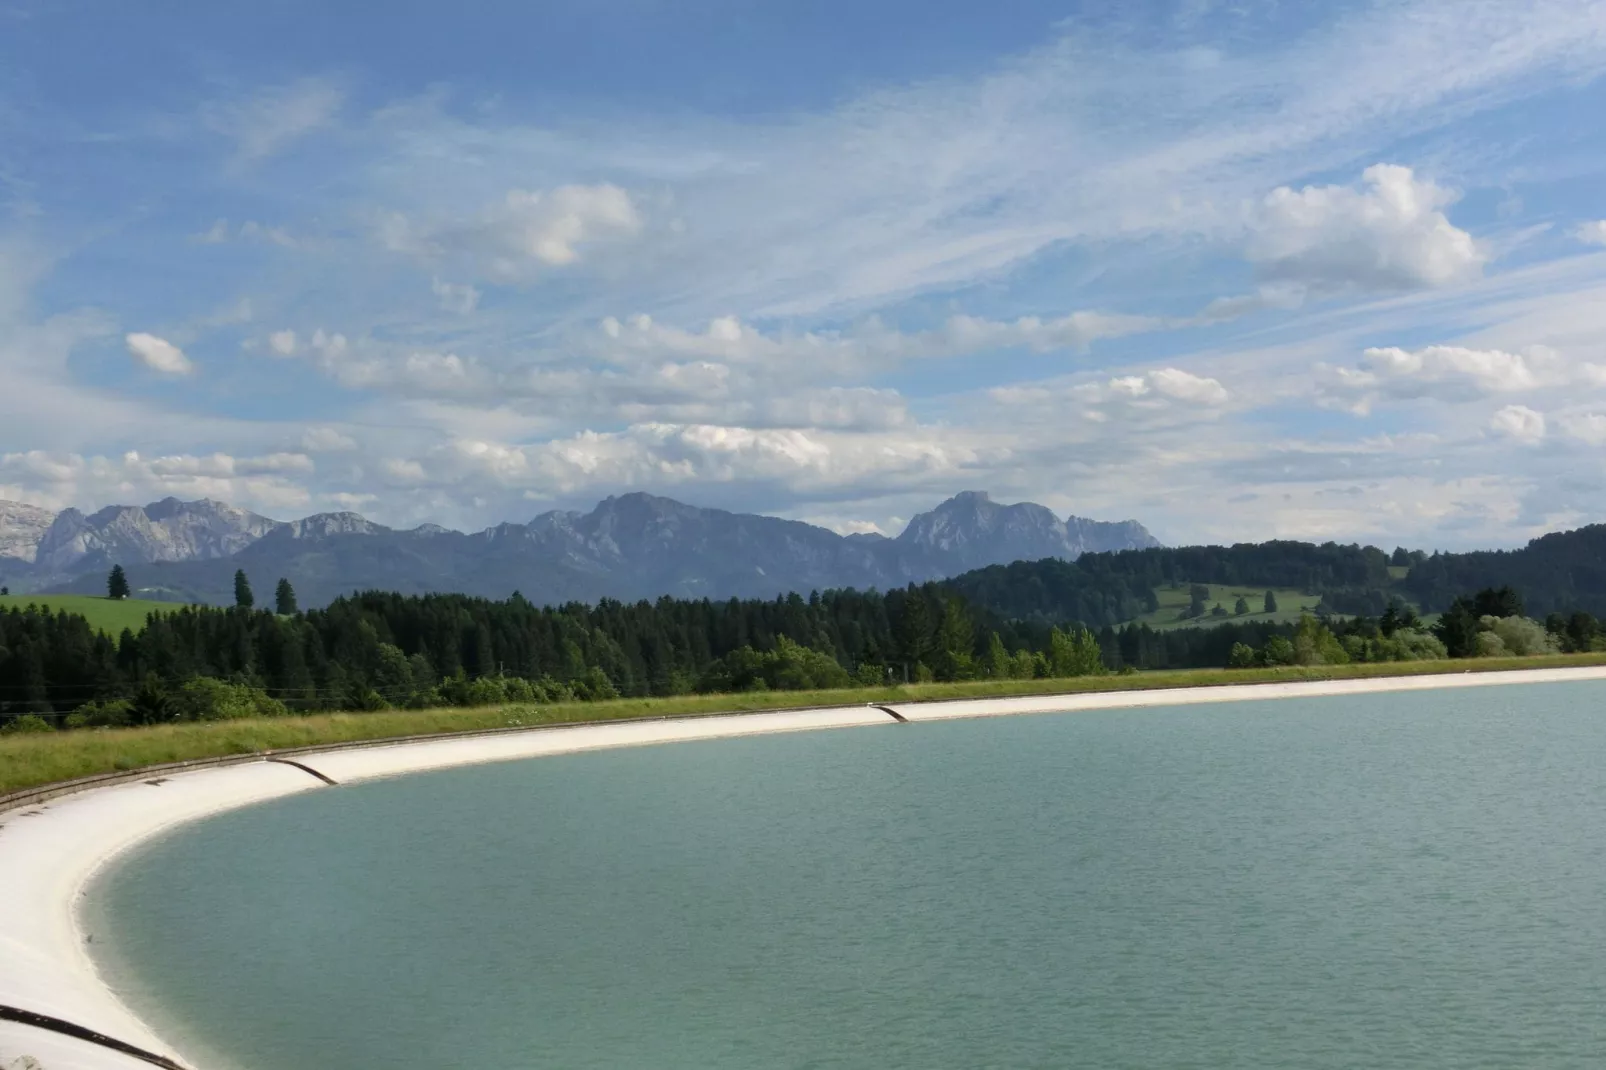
[2,566,1600,729]
[4,524,1606,729]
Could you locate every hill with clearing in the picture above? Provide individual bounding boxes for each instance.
[0,594,188,634]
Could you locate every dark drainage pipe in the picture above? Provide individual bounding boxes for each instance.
[0,1004,192,1070]
[266,757,339,785]
[870,704,908,723]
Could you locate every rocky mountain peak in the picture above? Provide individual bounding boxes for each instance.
[896,491,1160,571]
[0,500,58,563]
[283,512,387,539]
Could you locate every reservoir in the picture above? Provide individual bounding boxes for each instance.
[87,681,1606,1069]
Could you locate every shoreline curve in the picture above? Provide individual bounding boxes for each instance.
[5,665,1606,1068]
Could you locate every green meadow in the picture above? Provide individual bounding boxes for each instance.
[1130,583,1325,631]
[0,594,187,635]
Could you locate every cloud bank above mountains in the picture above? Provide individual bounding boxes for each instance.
[3,0,1606,547]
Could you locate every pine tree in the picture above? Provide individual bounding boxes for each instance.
[275,578,298,615]
[107,564,131,600]
[1264,590,1278,614]
[234,569,254,609]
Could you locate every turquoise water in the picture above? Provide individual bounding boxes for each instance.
[90,682,1606,1069]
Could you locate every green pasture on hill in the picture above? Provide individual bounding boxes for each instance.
[1131,583,1325,631]
[0,594,188,635]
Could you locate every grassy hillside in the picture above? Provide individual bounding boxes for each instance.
[0,593,187,634]
[1134,583,1324,631]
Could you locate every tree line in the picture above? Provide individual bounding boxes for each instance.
[3,570,1601,732]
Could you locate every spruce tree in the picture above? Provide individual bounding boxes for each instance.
[234,569,255,609]
[1264,590,1278,614]
[107,564,131,600]
[275,578,298,615]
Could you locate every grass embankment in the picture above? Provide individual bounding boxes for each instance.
[5,652,1606,798]
[0,594,188,635]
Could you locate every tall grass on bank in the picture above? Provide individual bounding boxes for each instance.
[5,653,1606,798]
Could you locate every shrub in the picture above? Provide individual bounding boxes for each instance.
[168,677,288,721]
[1483,615,1560,657]
[1475,631,1509,657]
[1262,635,1297,666]
[1,714,54,734]
[1227,642,1259,668]
[1292,614,1349,665]
[65,698,135,729]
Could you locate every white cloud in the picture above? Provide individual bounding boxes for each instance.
[432,278,480,314]
[383,183,643,274]
[268,330,299,356]
[236,452,315,474]
[196,219,230,244]
[195,219,297,246]
[1558,412,1606,445]
[1320,344,1572,412]
[1574,220,1606,246]
[301,427,358,452]
[1246,164,1485,291]
[382,458,430,483]
[995,367,1231,413]
[1489,404,1546,444]
[594,309,1160,379]
[238,221,297,247]
[1147,367,1231,405]
[0,450,313,513]
[208,77,342,163]
[125,332,194,375]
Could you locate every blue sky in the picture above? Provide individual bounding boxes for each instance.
[3,0,1606,548]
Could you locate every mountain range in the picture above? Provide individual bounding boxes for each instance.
[0,491,1159,608]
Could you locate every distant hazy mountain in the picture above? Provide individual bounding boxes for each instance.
[8,490,1159,607]
[895,490,1158,572]
[29,497,283,576]
[0,500,56,565]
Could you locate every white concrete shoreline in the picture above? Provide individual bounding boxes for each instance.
[5,665,1606,1069]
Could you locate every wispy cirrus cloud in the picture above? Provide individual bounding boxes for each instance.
[205,77,342,163]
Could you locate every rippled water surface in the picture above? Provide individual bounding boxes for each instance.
[89,682,1606,1068]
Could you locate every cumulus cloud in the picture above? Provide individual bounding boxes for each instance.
[395,421,1001,500]
[383,184,643,274]
[301,427,358,452]
[1558,412,1606,445]
[1575,221,1606,246]
[0,450,313,513]
[1319,344,1571,412]
[1147,368,1231,405]
[1489,404,1546,444]
[268,330,298,356]
[1246,164,1485,292]
[125,332,194,375]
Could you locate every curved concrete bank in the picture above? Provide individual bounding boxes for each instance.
[5,667,1606,1068]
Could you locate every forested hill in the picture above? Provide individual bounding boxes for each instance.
[943,526,1606,624]
[1398,525,1606,617]
[943,540,1396,625]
